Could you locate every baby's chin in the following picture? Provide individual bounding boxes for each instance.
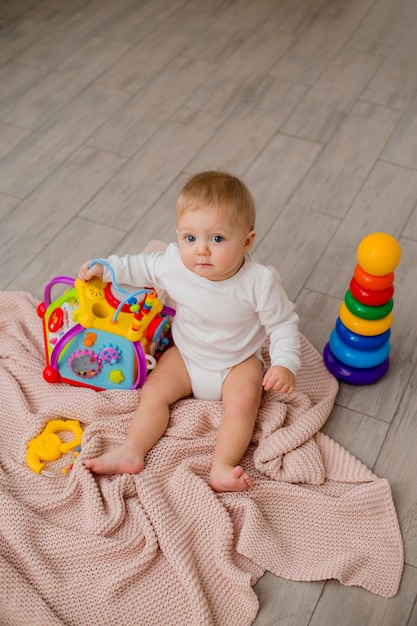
[191,265,241,282]
[191,264,217,279]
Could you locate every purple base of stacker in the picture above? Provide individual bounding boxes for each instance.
[323,343,389,385]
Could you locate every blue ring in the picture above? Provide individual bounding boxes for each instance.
[329,328,390,368]
[323,343,389,384]
[335,318,391,351]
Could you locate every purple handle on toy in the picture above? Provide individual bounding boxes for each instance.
[132,342,147,389]
[162,305,176,317]
[43,276,75,308]
[50,324,83,370]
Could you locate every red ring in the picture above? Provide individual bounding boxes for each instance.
[349,277,394,306]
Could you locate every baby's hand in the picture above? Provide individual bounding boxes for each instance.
[78,260,104,282]
[262,365,295,393]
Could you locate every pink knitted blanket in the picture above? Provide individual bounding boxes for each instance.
[0,284,403,625]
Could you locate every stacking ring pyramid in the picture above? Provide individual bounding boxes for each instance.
[323,232,401,384]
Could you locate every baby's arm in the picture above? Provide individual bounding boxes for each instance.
[256,267,300,392]
[78,260,104,282]
[262,365,296,393]
[78,251,165,286]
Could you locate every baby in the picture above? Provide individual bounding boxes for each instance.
[79,170,300,492]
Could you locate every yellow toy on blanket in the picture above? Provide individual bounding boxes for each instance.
[26,419,83,477]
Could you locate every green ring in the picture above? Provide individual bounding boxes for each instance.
[344,290,394,320]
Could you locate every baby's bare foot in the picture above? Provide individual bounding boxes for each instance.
[84,443,144,475]
[209,464,253,493]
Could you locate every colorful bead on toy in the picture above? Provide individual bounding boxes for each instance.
[323,232,401,385]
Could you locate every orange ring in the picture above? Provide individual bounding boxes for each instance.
[353,264,394,291]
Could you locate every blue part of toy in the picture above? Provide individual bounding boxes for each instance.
[335,317,391,351]
[58,328,138,390]
[323,343,389,385]
[329,328,390,369]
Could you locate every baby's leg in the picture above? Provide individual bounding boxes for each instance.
[209,356,263,492]
[84,347,192,475]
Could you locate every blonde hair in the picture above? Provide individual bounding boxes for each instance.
[176,171,256,231]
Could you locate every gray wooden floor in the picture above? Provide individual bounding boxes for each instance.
[1,0,417,624]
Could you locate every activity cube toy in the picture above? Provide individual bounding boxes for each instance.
[323,232,401,385]
[37,260,175,391]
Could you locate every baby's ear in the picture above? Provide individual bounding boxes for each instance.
[245,230,256,252]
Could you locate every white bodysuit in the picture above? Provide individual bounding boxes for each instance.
[103,244,300,400]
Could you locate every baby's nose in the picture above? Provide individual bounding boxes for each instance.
[197,241,210,255]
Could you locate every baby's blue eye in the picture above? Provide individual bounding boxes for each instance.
[212,235,224,243]
[185,235,196,243]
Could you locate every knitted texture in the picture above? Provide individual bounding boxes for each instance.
[0,276,404,625]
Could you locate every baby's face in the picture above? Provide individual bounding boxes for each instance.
[177,205,255,281]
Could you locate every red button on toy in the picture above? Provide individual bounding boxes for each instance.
[48,307,64,332]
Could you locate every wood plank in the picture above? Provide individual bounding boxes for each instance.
[347,0,417,56]
[204,27,295,89]
[7,217,125,300]
[291,102,401,217]
[88,55,215,157]
[1,37,132,129]
[253,574,324,626]
[0,121,30,161]
[308,569,417,626]
[13,0,137,71]
[281,47,382,144]
[244,132,321,243]
[190,76,306,177]
[94,22,193,93]
[0,146,127,288]
[109,173,188,257]
[80,107,223,229]
[101,0,186,44]
[270,0,374,85]
[0,62,43,115]
[382,93,417,167]
[321,406,389,470]
[254,202,340,302]
[0,192,19,222]
[361,23,417,110]
[296,290,341,356]
[0,85,130,198]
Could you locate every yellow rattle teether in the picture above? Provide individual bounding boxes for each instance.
[26,419,83,476]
